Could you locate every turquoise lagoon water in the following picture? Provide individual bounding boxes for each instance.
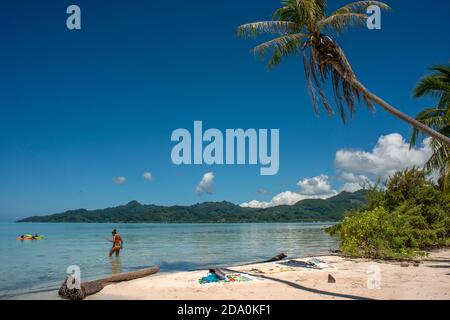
[0,222,338,298]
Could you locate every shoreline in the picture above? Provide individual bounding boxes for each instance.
[11,249,450,300]
[89,248,450,300]
[14,221,339,224]
[6,250,333,300]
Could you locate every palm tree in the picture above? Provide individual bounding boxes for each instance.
[410,64,450,190]
[237,0,450,147]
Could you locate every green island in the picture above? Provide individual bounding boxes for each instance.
[17,190,366,223]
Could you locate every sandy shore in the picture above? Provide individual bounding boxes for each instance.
[83,249,449,300]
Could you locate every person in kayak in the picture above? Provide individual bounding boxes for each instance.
[109,229,123,257]
[17,234,41,240]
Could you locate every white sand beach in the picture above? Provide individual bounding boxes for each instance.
[81,249,450,300]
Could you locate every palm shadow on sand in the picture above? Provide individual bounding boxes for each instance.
[222,268,374,300]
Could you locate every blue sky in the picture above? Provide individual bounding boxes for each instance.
[0,0,449,220]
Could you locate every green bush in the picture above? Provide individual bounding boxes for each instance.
[327,168,450,260]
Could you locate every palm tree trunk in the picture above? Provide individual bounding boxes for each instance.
[58,265,160,300]
[325,51,450,146]
[352,79,450,147]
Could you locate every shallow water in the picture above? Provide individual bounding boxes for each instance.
[0,222,338,298]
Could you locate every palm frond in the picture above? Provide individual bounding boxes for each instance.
[274,0,327,31]
[266,50,283,69]
[237,21,298,38]
[332,40,375,114]
[302,0,327,22]
[430,65,450,80]
[274,1,306,25]
[319,13,368,33]
[415,108,448,124]
[424,139,450,173]
[302,48,320,114]
[320,1,390,33]
[413,77,450,99]
[301,36,373,122]
[410,63,450,186]
[309,47,334,116]
[331,1,391,15]
[413,63,450,122]
[410,107,448,146]
[252,33,306,58]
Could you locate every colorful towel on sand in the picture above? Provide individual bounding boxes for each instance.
[226,273,253,283]
[198,273,221,284]
[198,273,254,285]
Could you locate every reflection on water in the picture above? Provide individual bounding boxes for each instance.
[0,222,338,297]
[109,256,122,275]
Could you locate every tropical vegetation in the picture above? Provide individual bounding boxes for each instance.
[327,168,450,260]
[410,64,450,191]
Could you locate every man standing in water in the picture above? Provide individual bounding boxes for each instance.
[109,229,123,257]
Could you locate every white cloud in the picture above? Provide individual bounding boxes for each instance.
[341,182,366,192]
[196,172,215,195]
[335,133,432,181]
[143,172,153,181]
[240,175,337,208]
[340,172,371,192]
[297,174,335,196]
[240,133,433,208]
[241,191,305,208]
[114,176,126,185]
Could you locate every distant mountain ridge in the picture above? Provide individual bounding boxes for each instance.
[17,190,368,223]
